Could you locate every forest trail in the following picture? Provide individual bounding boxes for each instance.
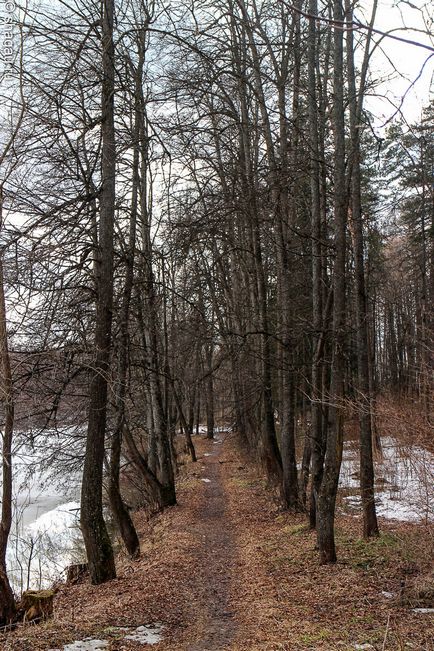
[3,434,434,651]
[183,435,237,650]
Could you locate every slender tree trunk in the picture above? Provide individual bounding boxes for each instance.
[0,247,16,624]
[234,21,282,480]
[317,0,347,564]
[281,371,299,509]
[276,4,302,511]
[172,384,197,462]
[307,0,325,529]
[346,0,379,538]
[107,26,149,559]
[80,0,116,585]
[139,120,176,507]
[205,337,215,439]
[300,432,311,509]
[109,430,140,557]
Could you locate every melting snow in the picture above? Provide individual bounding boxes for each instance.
[412,608,434,614]
[124,624,165,644]
[63,640,108,651]
[340,437,434,523]
[51,625,165,650]
[201,478,211,483]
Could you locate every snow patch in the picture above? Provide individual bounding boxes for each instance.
[124,624,165,644]
[381,591,395,599]
[63,640,108,651]
[201,478,211,483]
[195,425,232,435]
[52,625,165,650]
[412,608,434,614]
[340,437,434,523]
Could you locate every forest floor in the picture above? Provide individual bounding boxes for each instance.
[2,432,434,651]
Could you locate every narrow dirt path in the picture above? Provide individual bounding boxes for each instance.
[185,437,236,650]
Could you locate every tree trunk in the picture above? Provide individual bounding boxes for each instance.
[317,0,347,564]
[300,432,311,509]
[138,118,176,506]
[80,0,116,585]
[173,384,197,462]
[108,436,140,558]
[107,24,149,560]
[205,339,215,439]
[307,0,325,529]
[346,0,379,538]
[0,250,16,624]
[281,371,299,509]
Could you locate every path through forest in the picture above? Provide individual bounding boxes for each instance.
[184,436,236,650]
[3,434,434,651]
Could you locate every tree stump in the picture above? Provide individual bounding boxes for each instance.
[20,590,55,622]
[66,562,89,584]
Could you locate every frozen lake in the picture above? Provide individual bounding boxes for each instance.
[5,431,84,594]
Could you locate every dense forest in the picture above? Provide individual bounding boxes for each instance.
[0,0,433,648]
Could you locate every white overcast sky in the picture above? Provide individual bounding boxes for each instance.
[359,0,434,131]
[1,0,433,134]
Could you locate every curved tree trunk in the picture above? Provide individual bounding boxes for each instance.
[109,443,140,558]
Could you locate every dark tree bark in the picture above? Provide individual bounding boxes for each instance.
[172,384,197,462]
[0,250,16,624]
[277,1,302,511]
[80,0,116,585]
[281,371,299,510]
[107,25,149,560]
[307,0,325,529]
[346,0,379,539]
[138,111,176,507]
[233,10,283,481]
[317,0,347,564]
[205,340,215,440]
